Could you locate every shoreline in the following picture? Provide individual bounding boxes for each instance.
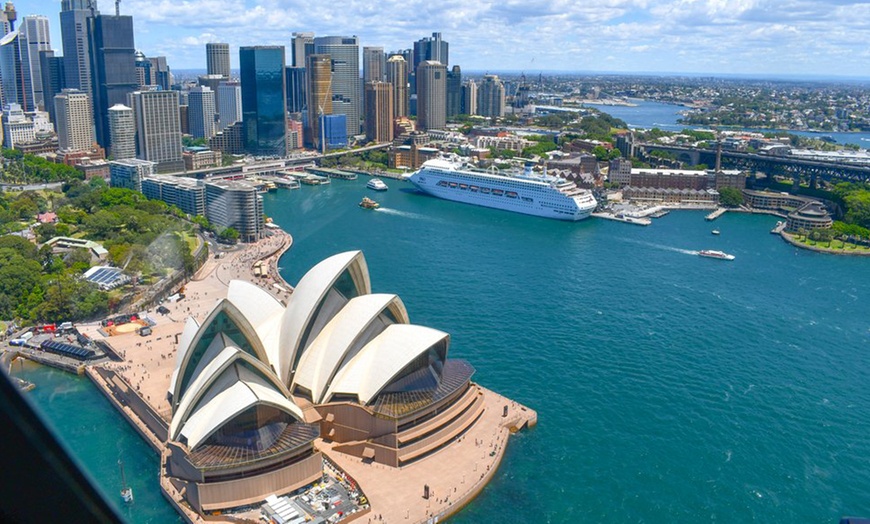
[780,231,870,256]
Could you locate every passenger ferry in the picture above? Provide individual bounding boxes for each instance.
[698,249,735,261]
[408,159,597,221]
[366,178,388,191]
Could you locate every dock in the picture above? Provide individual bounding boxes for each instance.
[592,212,651,226]
[306,167,358,180]
[706,207,728,221]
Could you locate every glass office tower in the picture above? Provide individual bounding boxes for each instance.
[240,46,287,157]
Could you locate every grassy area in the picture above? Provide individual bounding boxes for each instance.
[795,236,870,251]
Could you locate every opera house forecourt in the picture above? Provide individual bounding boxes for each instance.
[163,250,535,518]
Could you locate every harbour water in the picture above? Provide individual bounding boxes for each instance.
[593,99,870,147]
[13,178,870,522]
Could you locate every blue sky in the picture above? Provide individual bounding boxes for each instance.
[11,0,870,76]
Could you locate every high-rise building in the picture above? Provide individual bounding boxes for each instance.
[363,46,385,83]
[291,32,314,68]
[39,50,64,124]
[364,81,393,144]
[20,16,51,110]
[2,103,35,148]
[477,74,505,118]
[142,175,206,216]
[446,65,462,117]
[188,86,216,139]
[108,103,135,159]
[462,80,477,116]
[129,90,183,173]
[216,81,241,130]
[109,158,154,191]
[205,179,264,242]
[54,88,94,151]
[413,32,448,70]
[306,54,332,151]
[314,36,360,137]
[416,60,446,131]
[206,42,230,78]
[88,13,138,150]
[134,50,152,87]
[149,56,171,90]
[239,46,286,157]
[60,0,94,100]
[0,31,28,109]
[285,66,306,114]
[321,114,347,150]
[386,55,408,118]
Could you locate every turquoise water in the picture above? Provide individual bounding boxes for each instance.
[14,177,870,523]
[594,99,870,147]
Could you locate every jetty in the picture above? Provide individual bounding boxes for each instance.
[706,207,728,221]
[306,166,358,180]
[592,212,651,226]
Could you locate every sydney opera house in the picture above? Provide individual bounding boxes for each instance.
[164,251,483,513]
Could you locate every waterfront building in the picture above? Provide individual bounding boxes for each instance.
[109,158,154,191]
[54,88,94,152]
[216,81,242,131]
[462,80,477,116]
[364,81,393,144]
[205,42,230,78]
[389,143,440,169]
[208,120,245,155]
[622,186,720,206]
[416,60,446,131]
[284,66,305,114]
[87,12,138,150]
[321,114,347,150]
[785,201,833,232]
[446,65,462,117]
[313,36,360,137]
[20,15,51,110]
[305,54,332,151]
[608,157,632,186]
[141,174,206,216]
[39,50,64,124]
[204,179,264,242]
[385,55,408,118]
[291,32,314,68]
[2,103,35,148]
[182,147,220,171]
[240,46,287,157]
[188,86,216,139]
[741,189,820,213]
[629,168,709,190]
[108,103,135,160]
[477,75,505,118]
[165,250,482,512]
[363,46,385,83]
[713,169,746,190]
[129,90,184,173]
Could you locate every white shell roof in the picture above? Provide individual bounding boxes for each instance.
[227,280,284,370]
[169,316,201,397]
[277,251,370,385]
[292,294,408,404]
[324,324,449,405]
[178,363,300,450]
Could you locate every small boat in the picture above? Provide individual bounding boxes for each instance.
[366,178,388,191]
[359,197,380,209]
[711,230,720,235]
[698,249,735,261]
[119,459,133,504]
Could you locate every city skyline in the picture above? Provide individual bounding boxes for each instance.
[8,0,870,78]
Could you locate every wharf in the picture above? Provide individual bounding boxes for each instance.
[306,167,358,180]
[592,212,651,226]
[706,207,728,221]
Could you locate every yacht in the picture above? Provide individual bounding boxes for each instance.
[366,178,388,191]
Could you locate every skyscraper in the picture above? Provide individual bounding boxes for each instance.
[306,54,332,151]
[285,66,306,114]
[39,50,64,124]
[239,46,286,157]
[0,31,29,110]
[108,103,135,160]
[291,32,314,68]
[413,32,448,70]
[188,86,216,139]
[462,80,477,116]
[363,46,385,83]
[54,88,94,152]
[416,60,446,131]
[216,81,241,130]
[386,55,408,118]
[129,90,183,173]
[134,50,152,87]
[477,74,505,118]
[20,16,51,110]
[149,56,171,90]
[88,13,137,149]
[60,0,94,99]
[314,36,360,137]
[206,43,230,78]
[446,65,462,117]
[364,81,393,144]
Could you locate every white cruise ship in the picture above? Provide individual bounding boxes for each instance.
[408,159,597,221]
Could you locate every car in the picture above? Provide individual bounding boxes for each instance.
[156,306,170,315]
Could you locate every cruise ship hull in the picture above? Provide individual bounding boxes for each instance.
[409,166,596,221]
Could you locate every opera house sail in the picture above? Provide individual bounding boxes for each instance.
[164,251,482,513]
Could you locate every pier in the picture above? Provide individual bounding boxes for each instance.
[306,166,358,180]
[592,212,651,226]
[705,207,728,221]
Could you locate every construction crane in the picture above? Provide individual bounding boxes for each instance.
[318,67,334,155]
[115,0,121,16]
[3,2,16,31]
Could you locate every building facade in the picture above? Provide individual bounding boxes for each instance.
[188,86,216,139]
[313,36,360,137]
[108,103,135,160]
[204,179,264,242]
[240,46,287,157]
[305,54,332,151]
[20,15,52,110]
[54,88,94,152]
[216,81,241,130]
[88,13,138,150]
[364,81,393,144]
[385,54,408,118]
[416,60,446,131]
[109,158,155,191]
[446,65,462,117]
[477,75,505,118]
[284,66,305,114]
[2,103,35,148]
[462,80,477,116]
[205,42,230,78]
[129,90,184,173]
[142,174,206,217]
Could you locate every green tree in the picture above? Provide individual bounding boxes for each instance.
[718,187,744,207]
[218,227,240,243]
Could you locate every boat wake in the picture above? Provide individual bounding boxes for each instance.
[617,238,697,255]
[375,207,428,220]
